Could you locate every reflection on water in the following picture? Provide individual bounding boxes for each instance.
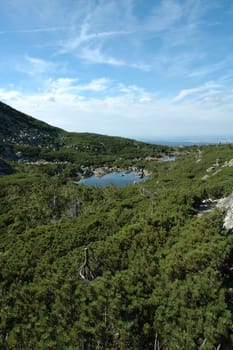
[75,171,148,188]
[161,156,176,162]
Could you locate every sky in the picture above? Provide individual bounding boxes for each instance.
[0,0,233,141]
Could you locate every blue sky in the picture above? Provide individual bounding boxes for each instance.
[0,0,233,141]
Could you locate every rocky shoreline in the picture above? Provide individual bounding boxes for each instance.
[80,165,150,179]
[79,154,176,179]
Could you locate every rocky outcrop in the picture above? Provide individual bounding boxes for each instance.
[217,193,233,230]
[198,193,233,231]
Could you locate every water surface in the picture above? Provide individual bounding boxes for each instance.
[76,171,148,188]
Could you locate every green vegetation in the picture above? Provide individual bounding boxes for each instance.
[0,101,170,175]
[1,102,233,349]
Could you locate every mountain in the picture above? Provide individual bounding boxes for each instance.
[0,101,63,169]
[0,101,61,146]
[0,101,170,174]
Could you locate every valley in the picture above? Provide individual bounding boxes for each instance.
[1,102,233,349]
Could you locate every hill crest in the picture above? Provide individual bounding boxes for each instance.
[0,101,61,147]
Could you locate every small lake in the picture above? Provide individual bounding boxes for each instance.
[75,171,148,188]
[161,156,176,162]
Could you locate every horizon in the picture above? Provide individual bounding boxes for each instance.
[0,0,233,139]
[2,98,233,146]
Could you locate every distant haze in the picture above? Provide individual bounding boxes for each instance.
[139,135,233,146]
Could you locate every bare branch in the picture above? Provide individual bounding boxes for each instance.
[199,338,207,350]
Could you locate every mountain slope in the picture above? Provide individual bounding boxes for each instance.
[0,101,61,147]
[0,101,170,172]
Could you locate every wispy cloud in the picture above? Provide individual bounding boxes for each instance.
[78,46,150,71]
[15,56,60,77]
[5,0,206,75]
[78,47,125,66]
[1,76,233,138]
[189,56,233,79]
[60,21,132,53]
[58,24,149,70]
[0,27,71,35]
[47,77,111,94]
[57,1,149,70]
[77,78,111,92]
[118,84,153,102]
[26,56,57,75]
[1,0,233,138]
[173,82,221,102]
[145,0,184,32]
[57,0,212,74]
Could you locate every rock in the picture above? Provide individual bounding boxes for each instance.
[217,193,233,230]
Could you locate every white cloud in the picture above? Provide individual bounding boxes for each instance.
[1,0,233,139]
[26,56,57,75]
[56,1,151,70]
[118,84,153,102]
[173,82,221,102]
[15,56,60,77]
[47,78,79,93]
[55,0,208,75]
[0,88,20,101]
[77,78,111,92]
[1,77,233,138]
[78,46,150,71]
[189,56,233,79]
[46,77,110,94]
[203,96,221,104]
[0,0,207,76]
[79,47,125,67]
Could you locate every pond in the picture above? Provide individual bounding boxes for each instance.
[75,171,148,188]
[161,156,176,162]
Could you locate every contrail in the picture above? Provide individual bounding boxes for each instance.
[0,27,71,34]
